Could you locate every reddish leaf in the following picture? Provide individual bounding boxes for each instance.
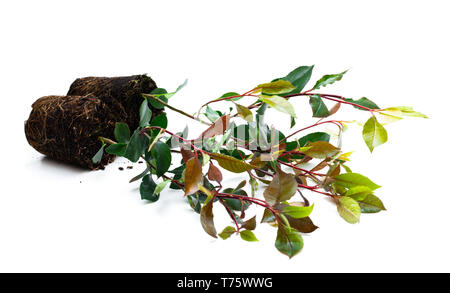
[241,216,256,230]
[329,102,341,116]
[180,144,194,164]
[263,166,297,206]
[207,162,223,183]
[199,114,230,140]
[200,198,217,238]
[184,157,203,196]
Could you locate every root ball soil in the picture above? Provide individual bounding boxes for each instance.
[25,94,127,169]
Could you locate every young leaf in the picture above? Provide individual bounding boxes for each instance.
[363,116,388,152]
[263,167,297,206]
[219,226,236,240]
[199,114,230,140]
[345,186,373,201]
[257,80,296,95]
[140,175,158,202]
[154,179,170,195]
[381,106,428,118]
[139,99,152,127]
[358,194,386,213]
[283,204,314,219]
[151,141,172,177]
[92,144,105,164]
[333,173,381,190]
[207,162,223,183]
[204,105,222,123]
[313,70,347,90]
[241,216,256,230]
[275,225,304,258]
[184,157,203,196]
[235,103,253,122]
[240,230,258,242]
[114,122,130,143]
[303,141,340,159]
[200,197,217,238]
[309,95,330,118]
[210,153,255,173]
[283,65,314,94]
[258,95,297,118]
[298,132,331,147]
[337,196,361,224]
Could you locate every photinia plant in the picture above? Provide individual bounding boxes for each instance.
[93,65,426,258]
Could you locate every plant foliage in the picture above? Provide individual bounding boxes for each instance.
[93,65,426,257]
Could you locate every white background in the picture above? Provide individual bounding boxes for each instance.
[1,0,449,273]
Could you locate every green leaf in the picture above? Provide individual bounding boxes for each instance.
[303,141,339,159]
[345,97,380,111]
[240,230,258,242]
[313,70,347,90]
[217,92,242,102]
[256,102,268,116]
[275,225,304,258]
[257,80,296,95]
[151,141,172,177]
[363,116,388,152]
[345,186,373,201]
[283,204,314,219]
[151,113,168,129]
[174,79,188,95]
[148,88,168,109]
[92,144,105,164]
[219,226,236,240]
[154,179,170,195]
[140,175,158,202]
[129,165,150,183]
[290,117,296,128]
[204,106,222,123]
[105,143,127,156]
[298,132,331,147]
[124,130,149,163]
[139,99,152,127]
[235,103,253,122]
[283,65,314,94]
[114,122,130,143]
[359,194,386,213]
[155,79,188,100]
[337,196,361,224]
[333,173,381,190]
[211,153,255,173]
[263,167,298,206]
[200,197,217,238]
[258,95,296,118]
[309,95,330,117]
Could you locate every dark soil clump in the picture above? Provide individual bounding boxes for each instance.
[67,75,159,130]
[25,94,126,170]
